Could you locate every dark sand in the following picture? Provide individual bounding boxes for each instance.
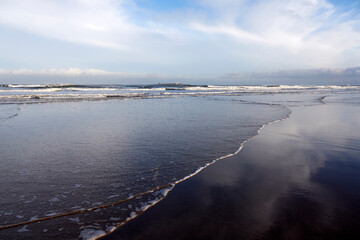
[102,103,360,240]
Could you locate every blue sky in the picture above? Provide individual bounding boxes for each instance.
[135,0,192,11]
[0,0,360,84]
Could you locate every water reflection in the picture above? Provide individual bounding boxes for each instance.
[198,103,360,239]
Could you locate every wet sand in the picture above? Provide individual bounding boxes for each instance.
[102,102,360,240]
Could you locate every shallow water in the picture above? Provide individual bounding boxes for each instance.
[0,95,289,239]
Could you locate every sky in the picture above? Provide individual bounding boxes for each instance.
[0,0,360,84]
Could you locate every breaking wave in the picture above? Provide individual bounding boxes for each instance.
[1,83,359,104]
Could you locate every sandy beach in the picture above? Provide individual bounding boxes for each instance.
[102,101,360,240]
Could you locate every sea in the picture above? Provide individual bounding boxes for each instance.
[0,83,359,239]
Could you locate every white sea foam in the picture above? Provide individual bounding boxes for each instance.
[17,225,29,233]
[129,211,136,218]
[0,88,62,93]
[68,217,80,223]
[107,194,120,199]
[106,226,116,232]
[8,84,48,88]
[49,197,60,202]
[45,212,59,217]
[65,87,119,92]
[79,226,107,240]
[1,84,359,104]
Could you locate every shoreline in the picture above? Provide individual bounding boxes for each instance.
[101,101,360,239]
[96,109,292,240]
[91,105,293,240]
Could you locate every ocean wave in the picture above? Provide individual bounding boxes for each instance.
[1,84,359,104]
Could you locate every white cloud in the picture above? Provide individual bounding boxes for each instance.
[0,0,359,75]
[0,68,113,76]
[191,23,264,43]
[192,0,334,49]
[0,0,144,50]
